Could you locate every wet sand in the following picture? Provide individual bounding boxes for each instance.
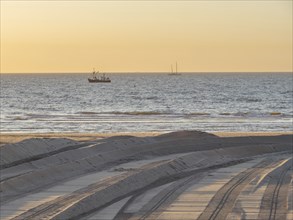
[0,131,292,220]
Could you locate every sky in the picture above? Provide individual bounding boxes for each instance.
[1,1,292,73]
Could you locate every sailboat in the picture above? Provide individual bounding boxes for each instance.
[168,62,181,75]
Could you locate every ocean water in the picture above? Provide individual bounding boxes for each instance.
[0,73,292,133]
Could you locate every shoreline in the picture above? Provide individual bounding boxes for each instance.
[1,131,292,145]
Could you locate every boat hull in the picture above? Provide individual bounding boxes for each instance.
[88,79,111,83]
[168,73,181,76]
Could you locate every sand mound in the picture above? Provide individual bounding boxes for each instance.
[0,131,292,220]
[1,131,292,204]
[10,144,292,220]
[0,138,80,168]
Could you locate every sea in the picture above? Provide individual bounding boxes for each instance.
[0,73,292,133]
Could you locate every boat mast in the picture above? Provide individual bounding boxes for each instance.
[171,65,173,74]
[176,62,177,74]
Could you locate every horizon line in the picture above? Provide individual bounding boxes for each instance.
[1,71,292,75]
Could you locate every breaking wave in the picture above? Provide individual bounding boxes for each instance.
[270,112,282,116]
[187,112,211,116]
[13,116,29,120]
[77,111,99,115]
[77,111,165,116]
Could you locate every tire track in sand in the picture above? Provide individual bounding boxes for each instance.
[258,158,292,220]
[197,158,285,220]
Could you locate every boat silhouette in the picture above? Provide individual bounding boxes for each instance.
[168,62,181,76]
[88,69,111,83]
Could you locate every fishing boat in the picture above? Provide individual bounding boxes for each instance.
[168,62,181,76]
[88,69,111,83]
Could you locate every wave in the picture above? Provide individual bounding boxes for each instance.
[146,96,159,100]
[280,90,293,95]
[119,111,164,115]
[233,112,249,116]
[187,112,211,116]
[130,96,159,100]
[218,112,288,117]
[25,113,63,119]
[236,98,262,103]
[234,112,289,117]
[77,111,99,115]
[76,111,289,117]
[13,116,29,120]
[270,112,282,116]
[77,111,165,116]
[219,113,232,116]
[20,111,289,120]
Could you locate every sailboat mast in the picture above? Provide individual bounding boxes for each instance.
[176,62,177,74]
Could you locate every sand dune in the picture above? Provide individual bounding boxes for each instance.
[0,131,292,220]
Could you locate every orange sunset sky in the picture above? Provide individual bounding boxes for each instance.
[1,1,292,73]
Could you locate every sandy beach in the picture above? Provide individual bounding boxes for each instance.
[2,0,292,219]
[0,130,292,220]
